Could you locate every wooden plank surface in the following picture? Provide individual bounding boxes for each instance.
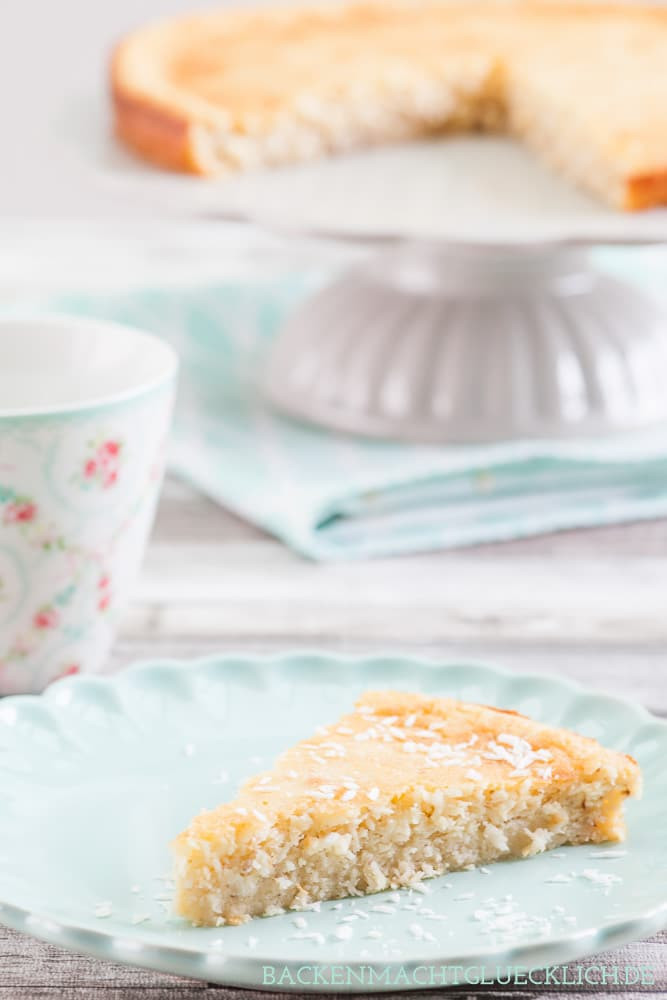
[2,476,666,998]
[128,481,667,648]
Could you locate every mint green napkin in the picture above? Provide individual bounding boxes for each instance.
[40,248,667,560]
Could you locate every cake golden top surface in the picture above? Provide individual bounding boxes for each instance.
[177,690,640,847]
[124,3,490,112]
[114,1,667,151]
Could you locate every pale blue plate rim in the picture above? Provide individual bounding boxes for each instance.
[0,651,665,992]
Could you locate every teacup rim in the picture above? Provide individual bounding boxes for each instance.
[0,313,179,420]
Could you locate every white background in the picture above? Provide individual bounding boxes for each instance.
[2,0,274,218]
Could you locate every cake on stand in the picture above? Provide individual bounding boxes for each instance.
[104,135,667,443]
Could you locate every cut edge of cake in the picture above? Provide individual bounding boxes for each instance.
[172,689,641,926]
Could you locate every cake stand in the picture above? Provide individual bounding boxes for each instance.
[101,134,667,443]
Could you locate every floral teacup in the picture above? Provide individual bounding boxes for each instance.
[0,315,178,693]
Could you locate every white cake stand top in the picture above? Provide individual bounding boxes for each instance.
[101,134,667,246]
[98,132,667,442]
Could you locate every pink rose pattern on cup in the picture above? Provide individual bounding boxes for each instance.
[0,388,173,694]
[3,498,38,524]
[79,437,124,490]
[98,572,112,613]
[0,439,130,676]
[33,606,60,629]
[1,583,85,682]
[0,489,60,549]
[0,483,110,679]
[0,486,67,554]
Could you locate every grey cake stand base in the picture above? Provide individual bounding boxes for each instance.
[265,243,667,443]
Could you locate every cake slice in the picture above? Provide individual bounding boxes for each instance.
[173,690,641,925]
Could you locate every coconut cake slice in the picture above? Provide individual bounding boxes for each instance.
[172,690,641,926]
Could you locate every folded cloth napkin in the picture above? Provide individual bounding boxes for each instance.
[35,245,667,560]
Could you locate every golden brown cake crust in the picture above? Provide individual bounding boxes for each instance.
[625,173,667,211]
[112,88,193,174]
[110,1,667,209]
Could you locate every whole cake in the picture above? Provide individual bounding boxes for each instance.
[111,1,667,210]
[172,690,641,926]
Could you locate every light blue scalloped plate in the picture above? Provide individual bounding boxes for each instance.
[0,654,666,991]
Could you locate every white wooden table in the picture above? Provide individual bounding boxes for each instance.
[1,475,665,998]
